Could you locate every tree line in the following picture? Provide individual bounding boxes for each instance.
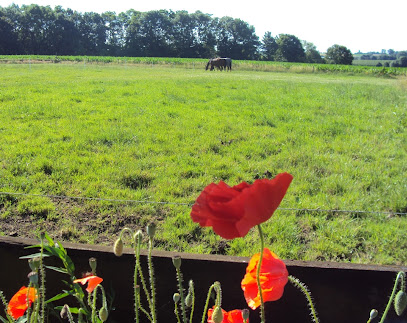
[0,4,354,64]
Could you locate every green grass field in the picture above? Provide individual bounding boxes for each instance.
[0,62,406,265]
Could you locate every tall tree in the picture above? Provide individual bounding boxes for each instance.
[215,16,259,60]
[0,11,19,54]
[302,40,323,63]
[325,44,353,65]
[102,11,125,56]
[77,12,107,55]
[261,32,277,61]
[275,34,305,62]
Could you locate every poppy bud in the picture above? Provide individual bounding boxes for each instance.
[394,291,407,316]
[89,257,97,274]
[242,309,250,321]
[146,223,156,239]
[134,230,143,245]
[369,309,378,319]
[60,304,69,319]
[99,307,108,321]
[172,256,182,269]
[173,293,180,303]
[212,306,224,323]
[28,271,39,284]
[29,257,41,271]
[113,238,124,256]
[185,293,193,307]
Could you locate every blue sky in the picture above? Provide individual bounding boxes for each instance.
[2,0,406,53]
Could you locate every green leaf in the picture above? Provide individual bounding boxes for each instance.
[19,252,51,259]
[45,292,70,304]
[44,265,69,274]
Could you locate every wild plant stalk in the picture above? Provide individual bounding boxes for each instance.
[39,235,46,322]
[188,280,195,323]
[133,231,142,323]
[200,283,218,323]
[147,224,157,323]
[173,256,187,323]
[174,303,181,323]
[0,290,14,322]
[288,276,319,323]
[91,285,107,323]
[378,271,406,323]
[257,225,266,323]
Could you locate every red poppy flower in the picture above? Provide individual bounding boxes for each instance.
[7,286,38,319]
[190,173,293,239]
[207,307,248,322]
[73,275,103,293]
[241,248,288,310]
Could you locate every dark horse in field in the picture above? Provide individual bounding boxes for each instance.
[205,57,232,71]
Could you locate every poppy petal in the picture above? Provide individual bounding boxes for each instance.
[241,248,288,309]
[191,173,293,239]
[7,286,37,319]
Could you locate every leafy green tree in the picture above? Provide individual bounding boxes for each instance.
[215,16,259,59]
[190,11,217,58]
[134,10,174,57]
[274,34,305,62]
[102,11,125,56]
[261,32,277,60]
[325,44,353,65]
[396,51,407,59]
[302,41,323,63]
[0,12,18,54]
[77,12,107,55]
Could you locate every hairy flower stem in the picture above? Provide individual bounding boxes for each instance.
[174,303,181,323]
[188,281,195,323]
[201,283,217,323]
[257,225,266,323]
[148,237,157,322]
[134,235,141,323]
[175,267,187,323]
[39,236,46,322]
[91,285,107,323]
[288,275,319,323]
[379,271,406,323]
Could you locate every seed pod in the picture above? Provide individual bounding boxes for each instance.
[172,256,182,269]
[146,223,156,239]
[89,257,97,273]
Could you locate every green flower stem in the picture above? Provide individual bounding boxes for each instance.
[257,225,266,323]
[379,271,405,323]
[189,281,195,323]
[288,275,319,323]
[134,236,141,323]
[175,267,187,323]
[148,237,157,323]
[136,261,152,320]
[39,235,45,322]
[174,302,181,323]
[200,283,216,323]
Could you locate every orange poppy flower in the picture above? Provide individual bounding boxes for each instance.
[207,307,249,322]
[241,248,288,310]
[73,275,103,293]
[7,286,38,319]
[190,173,293,239]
